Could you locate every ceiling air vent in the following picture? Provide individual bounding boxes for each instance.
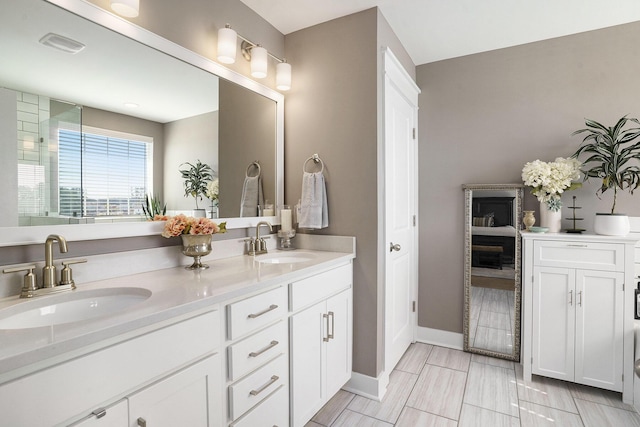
[39,33,85,54]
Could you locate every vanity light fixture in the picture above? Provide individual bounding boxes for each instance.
[216,24,292,90]
[217,24,237,64]
[110,0,140,18]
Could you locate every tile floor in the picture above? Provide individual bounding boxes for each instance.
[306,343,640,427]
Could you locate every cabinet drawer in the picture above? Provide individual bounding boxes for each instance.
[290,263,352,312]
[228,320,287,381]
[533,241,624,271]
[227,287,287,340]
[230,385,288,427]
[228,354,287,420]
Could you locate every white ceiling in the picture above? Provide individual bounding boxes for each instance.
[239,0,640,65]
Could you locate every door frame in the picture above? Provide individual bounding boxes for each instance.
[379,47,420,381]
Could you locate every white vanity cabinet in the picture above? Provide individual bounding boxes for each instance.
[0,309,223,427]
[522,234,637,403]
[290,263,353,427]
[224,286,289,426]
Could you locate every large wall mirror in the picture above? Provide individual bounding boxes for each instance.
[463,184,523,361]
[0,0,283,245]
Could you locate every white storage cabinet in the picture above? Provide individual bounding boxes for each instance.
[289,263,353,427]
[522,234,637,403]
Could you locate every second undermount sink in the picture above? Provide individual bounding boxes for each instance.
[0,287,152,330]
[255,251,315,264]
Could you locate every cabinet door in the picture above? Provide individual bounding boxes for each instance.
[575,270,624,392]
[532,266,575,382]
[290,300,325,427]
[325,289,352,398]
[128,353,222,427]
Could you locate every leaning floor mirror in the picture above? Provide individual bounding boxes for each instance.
[462,184,524,361]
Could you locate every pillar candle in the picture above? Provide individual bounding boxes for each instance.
[281,208,292,231]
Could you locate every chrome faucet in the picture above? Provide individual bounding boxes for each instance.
[2,234,86,298]
[248,221,273,255]
[43,234,68,288]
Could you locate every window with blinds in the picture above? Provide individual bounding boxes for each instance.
[58,126,152,217]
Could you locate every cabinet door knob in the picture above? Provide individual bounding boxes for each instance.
[390,243,401,252]
[328,311,335,340]
[323,313,330,342]
[137,417,147,427]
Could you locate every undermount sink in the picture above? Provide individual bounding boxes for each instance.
[255,252,315,264]
[0,287,152,329]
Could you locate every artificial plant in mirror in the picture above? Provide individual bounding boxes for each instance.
[0,0,282,242]
[462,184,524,361]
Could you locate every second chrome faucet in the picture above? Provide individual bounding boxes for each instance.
[248,221,273,255]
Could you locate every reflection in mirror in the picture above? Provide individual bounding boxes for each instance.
[463,184,523,361]
[0,0,280,229]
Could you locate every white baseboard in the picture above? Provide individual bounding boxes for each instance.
[415,326,464,350]
[343,371,389,402]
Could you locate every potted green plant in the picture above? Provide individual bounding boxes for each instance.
[179,160,213,216]
[571,116,640,235]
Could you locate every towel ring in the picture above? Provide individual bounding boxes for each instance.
[246,161,261,178]
[303,154,324,174]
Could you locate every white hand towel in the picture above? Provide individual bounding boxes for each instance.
[299,172,328,229]
[240,175,264,217]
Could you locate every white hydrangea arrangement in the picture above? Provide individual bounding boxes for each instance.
[205,178,219,203]
[521,157,582,212]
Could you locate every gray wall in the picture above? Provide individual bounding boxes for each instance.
[284,7,415,378]
[164,111,218,211]
[0,88,18,226]
[86,0,284,91]
[416,21,640,333]
[218,80,276,218]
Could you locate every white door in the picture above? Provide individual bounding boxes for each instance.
[383,48,420,374]
[575,269,624,391]
[532,266,575,382]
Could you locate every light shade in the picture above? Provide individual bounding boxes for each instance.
[251,45,268,79]
[217,26,237,64]
[276,62,291,91]
[110,0,139,18]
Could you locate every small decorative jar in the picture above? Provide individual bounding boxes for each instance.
[523,211,536,231]
[181,234,212,270]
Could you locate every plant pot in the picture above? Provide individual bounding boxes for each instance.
[193,208,206,218]
[593,213,630,236]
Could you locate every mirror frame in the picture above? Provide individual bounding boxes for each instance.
[1,0,284,247]
[462,183,523,361]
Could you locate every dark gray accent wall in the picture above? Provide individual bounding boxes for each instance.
[417,21,640,333]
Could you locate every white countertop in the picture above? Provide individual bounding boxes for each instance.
[0,249,355,382]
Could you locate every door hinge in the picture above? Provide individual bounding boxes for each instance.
[412,128,416,140]
[413,215,416,226]
[412,301,416,312]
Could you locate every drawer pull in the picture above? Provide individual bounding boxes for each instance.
[248,304,278,319]
[249,375,279,396]
[249,340,279,357]
[328,311,335,340]
[566,244,588,248]
[137,417,147,427]
[569,290,573,306]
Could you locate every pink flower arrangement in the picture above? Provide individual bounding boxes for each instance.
[161,214,226,238]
